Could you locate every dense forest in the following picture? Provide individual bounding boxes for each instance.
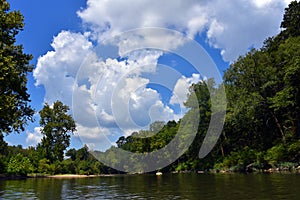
[0,1,300,176]
[94,0,300,173]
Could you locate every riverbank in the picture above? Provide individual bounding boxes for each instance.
[0,174,118,180]
[1,166,300,180]
[42,174,102,178]
[210,164,300,174]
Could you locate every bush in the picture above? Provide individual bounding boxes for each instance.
[38,158,51,174]
[0,155,7,174]
[213,147,263,172]
[265,144,288,166]
[61,159,76,174]
[7,153,34,176]
[287,140,300,162]
[175,162,190,172]
[50,161,66,175]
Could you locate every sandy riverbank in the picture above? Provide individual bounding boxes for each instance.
[45,174,103,178]
[0,174,117,180]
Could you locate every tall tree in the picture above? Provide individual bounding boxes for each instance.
[38,101,76,163]
[0,0,34,134]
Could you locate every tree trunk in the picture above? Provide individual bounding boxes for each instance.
[220,144,225,157]
[271,111,286,143]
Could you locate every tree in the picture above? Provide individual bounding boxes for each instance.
[0,0,34,134]
[149,121,165,134]
[218,3,300,170]
[116,136,126,148]
[0,134,8,173]
[280,0,300,38]
[66,148,77,161]
[38,101,76,163]
[0,133,8,155]
[268,36,300,140]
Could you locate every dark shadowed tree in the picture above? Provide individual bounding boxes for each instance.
[280,0,300,38]
[0,0,34,134]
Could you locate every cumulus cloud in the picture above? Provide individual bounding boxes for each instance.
[78,0,208,40]
[170,74,201,107]
[78,0,292,61]
[71,49,177,147]
[26,127,43,147]
[35,32,176,150]
[34,31,93,105]
[74,124,114,151]
[204,0,292,61]
[34,0,293,150]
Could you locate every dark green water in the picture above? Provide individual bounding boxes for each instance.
[0,174,299,199]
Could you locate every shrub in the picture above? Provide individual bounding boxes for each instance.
[265,144,288,166]
[38,158,51,174]
[7,153,34,176]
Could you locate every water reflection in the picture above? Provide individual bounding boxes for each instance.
[0,174,299,199]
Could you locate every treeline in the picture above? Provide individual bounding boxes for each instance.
[0,144,119,176]
[0,0,118,176]
[0,101,119,176]
[100,1,300,173]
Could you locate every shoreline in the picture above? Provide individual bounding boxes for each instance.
[0,174,117,180]
[43,174,103,178]
[1,169,300,180]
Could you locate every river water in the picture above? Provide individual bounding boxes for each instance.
[0,173,299,199]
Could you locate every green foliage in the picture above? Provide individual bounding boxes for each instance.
[280,0,300,38]
[0,1,108,176]
[1,1,300,176]
[0,154,7,173]
[7,153,33,176]
[49,161,64,175]
[61,159,76,174]
[103,80,213,172]
[38,101,76,163]
[65,146,104,175]
[287,140,300,162]
[0,0,34,134]
[115,120,178,155]
[265,140,300,166]
[213,147,262,171]
[0,133,8,155]
[33,145,105,175]
[175,163,189,172]
[37,158,51,174]
[105,1,300,173]
[265,144,288,166]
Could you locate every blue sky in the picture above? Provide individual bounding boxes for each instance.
[6,0,86,148]
[5,0,292,151]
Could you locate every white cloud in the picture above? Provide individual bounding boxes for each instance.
[26,127,43,147]
[34,0,293,150]
[204,0,292,61]
[78,0,291,61]
[170,74,201,107]
[77,50,175,130]
[78,0,208,40]
[74,124,114,151]
[252,0,273,8]
[35,34,176,150]
[34,31,93,105]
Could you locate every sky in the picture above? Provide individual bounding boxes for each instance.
[5,0,293,151]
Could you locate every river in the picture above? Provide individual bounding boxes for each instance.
[0,173,299,199]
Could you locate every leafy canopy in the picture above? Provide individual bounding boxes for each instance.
[0,0,34,134]
[38,101,76,163]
